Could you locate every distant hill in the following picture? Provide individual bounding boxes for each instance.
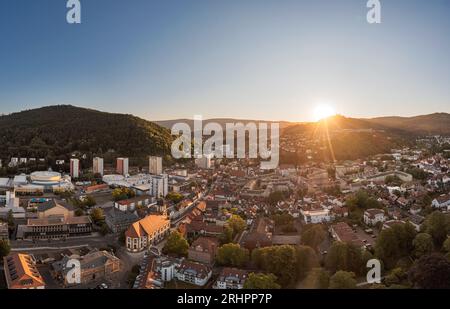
[157,112,450,136]
[280,115,409,161]
[0,105,447,167]
[155,118,293,131]
[0,105,173,164]
[367,113,450,135]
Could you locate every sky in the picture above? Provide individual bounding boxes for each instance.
[0,0,449,122]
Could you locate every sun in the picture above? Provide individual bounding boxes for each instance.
[313,104,336,121]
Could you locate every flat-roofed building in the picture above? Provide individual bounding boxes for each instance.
[3,253,46,289]
[330,222,364,247]
[24,215,92,240]
[93,157,104,176]
[125,215,170,252]
[117,158,129,176]
[0,222,9,243]
[114,195,153,212]
[18,199,92,240]
[70,158,80,179]
[149,156,163,175]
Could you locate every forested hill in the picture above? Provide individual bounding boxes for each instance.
[0,105,173,163]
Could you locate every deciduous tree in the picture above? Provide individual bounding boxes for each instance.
[329,271,357,289]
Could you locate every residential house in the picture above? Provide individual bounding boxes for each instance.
[382,220,406,230]
[3,253,45,289]
[302,209,332,224]
[363,209,385,226]
[241,218,273,251]
[188,237,219,265]
[431,194,450,209]
[175,260,212,286]
[214,268,248,289]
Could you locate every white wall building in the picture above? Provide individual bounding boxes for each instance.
[117,158,129,176]
[93,157,104,176]
[70,159,80,179]
[149,156,163,175]
[152,174,168,198]
[301,209,331,224]
[363,209,385,226]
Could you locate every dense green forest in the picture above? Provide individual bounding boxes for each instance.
[0,105,173,168]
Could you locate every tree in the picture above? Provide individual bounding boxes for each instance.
[74,208,84,216]
[267,191,285,206]
[296,245,319,279]
[226,215,246,237]
[413,233,434,258]
[408,253,450,289]
[271,213,294,227]
[162,231,189,257]
[325,242,365,275]
[303,268,330,289]
[0,240,11,258]
[243,273,281,289]
[384,267,407,287]
[329,271,357,289]
[219,225,233,244]
[443,237,450,253]
[112,187,135,201]
[90,207,104,224]
[385,175,402,186]
[327,167,336,180]
[375,222,416,269]
[251,245,298,286]
[166,192,184,204]
[300,224,326,251]
[99,223,110,236]
[216,243,249,267]
[7,210,14,228]
[422,211,450,247]
[83,195,96,207]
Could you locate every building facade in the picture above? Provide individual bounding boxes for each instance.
[70,158,80,179]
[3,253,46,289]
[125,215,170,252]
[93,157,104,176]
[117,158,129,176]
[149,156,163,175]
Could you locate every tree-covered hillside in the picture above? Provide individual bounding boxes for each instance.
[0,105,173,165]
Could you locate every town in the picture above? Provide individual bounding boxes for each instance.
[1,132,449,290]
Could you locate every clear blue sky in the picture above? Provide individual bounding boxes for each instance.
[1,0,449,121]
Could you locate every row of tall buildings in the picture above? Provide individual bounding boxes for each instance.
[70,156,163,178]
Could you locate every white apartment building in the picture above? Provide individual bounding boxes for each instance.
[93,157,104,176]
[364,208,385,226]
[149,156,163,175]
[70,159,79,179]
